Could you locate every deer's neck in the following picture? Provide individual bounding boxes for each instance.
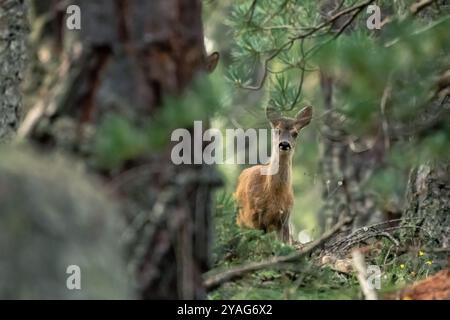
[266,149,293,190]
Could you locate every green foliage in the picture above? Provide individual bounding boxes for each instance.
[417,127,450,161]
[316,17,450,135]
[368,166,408,203]
[93,75,228,169]
[223,0,450,234]
[209,268,358,300]
[228,0,450,157]
[213,191,294,267]
[373,239,444,293]
[209,0,450,299]
[94,115,149,169]
[226,0,319,107]
[211,192,358,300]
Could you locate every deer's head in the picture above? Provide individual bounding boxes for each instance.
[266,104,313,154]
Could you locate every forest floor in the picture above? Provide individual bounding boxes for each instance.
[208,193,449,300]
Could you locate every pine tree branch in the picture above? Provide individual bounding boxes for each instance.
[246,0,258,24]
[239,0,375,91]
[352,250,378,300]
[410,0,438,16]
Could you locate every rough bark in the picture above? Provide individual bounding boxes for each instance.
[0,0,28,142]
[317,1,386,232]
[25,0,219,299]
[402,163,450,248]
[318,72,384,232]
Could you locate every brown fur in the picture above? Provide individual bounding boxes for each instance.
[235,156,294,241]
[234,105,313,243]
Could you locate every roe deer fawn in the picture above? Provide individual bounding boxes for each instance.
[234,104,313,243]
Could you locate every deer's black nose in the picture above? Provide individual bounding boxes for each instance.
[279,141,291,151]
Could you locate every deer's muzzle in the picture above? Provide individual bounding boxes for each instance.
[279,141,291,151]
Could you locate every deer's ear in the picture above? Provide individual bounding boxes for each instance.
[295,106,312,130]
[266,103,282,126]
[205,52,220,73]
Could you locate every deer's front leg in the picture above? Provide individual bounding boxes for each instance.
[281,223,292,244]
[278,213,292,244]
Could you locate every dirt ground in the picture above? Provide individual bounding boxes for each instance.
[392,268,450,300]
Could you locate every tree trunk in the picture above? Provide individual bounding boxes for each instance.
[25,0,219,299]
[0,0,28,142]
[318,72,384,232]
[402,163,450,248]
[317,1,385,232]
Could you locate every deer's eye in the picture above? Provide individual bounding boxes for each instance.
[291,131,298,138]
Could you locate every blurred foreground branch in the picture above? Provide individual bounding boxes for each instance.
[352,250,378,300]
